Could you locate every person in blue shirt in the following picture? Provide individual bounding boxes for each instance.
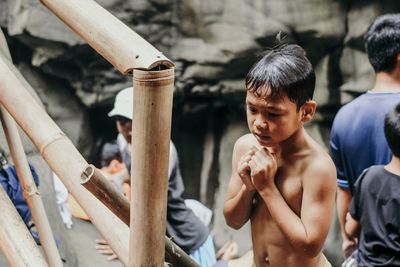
[330,13,400,259]
[345,102,400,266]
[0,149,40,243]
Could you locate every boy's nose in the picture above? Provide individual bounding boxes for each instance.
[254,117,267,129]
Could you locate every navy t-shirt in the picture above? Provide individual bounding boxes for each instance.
[350,166,400,266]
[330,92,400,193]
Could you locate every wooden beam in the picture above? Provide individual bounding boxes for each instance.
[0,107,63,267]
[81,165,130,224]
[0,52,130,265]
[129,69,173,266]
[39,0,174,74]
[80,165,200,267]
[0,185,48,267]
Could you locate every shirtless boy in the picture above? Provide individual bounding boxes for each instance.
[223,44,336,267]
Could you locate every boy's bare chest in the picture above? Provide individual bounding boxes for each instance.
[273,168,303,214]
[252,168,303,220]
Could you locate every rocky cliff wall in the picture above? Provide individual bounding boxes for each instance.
[1,1,399,265]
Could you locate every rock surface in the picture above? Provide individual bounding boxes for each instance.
[1,1,400,266]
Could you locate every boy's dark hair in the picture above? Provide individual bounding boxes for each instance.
[245,43,315,110]
[101,142,122,167]
[364,13,400,73]
[384,102,400,158]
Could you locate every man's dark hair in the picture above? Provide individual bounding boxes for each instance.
[245,43,315,110]
[364,13,400,73]
[384,102,400,158]
[101,142,122,167]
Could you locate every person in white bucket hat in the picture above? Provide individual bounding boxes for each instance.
[108,87,133,120]
[98,87,217,267]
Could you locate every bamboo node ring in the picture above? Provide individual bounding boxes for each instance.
[24,183,40,198]
[39,132,67,155]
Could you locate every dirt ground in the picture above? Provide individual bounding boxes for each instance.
[65,218,124,267]
[0,217,123,267]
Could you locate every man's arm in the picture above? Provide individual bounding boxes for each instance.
[330,129,357,257]
[252,150,336,257]
[345,212,360,239]
[337,187,357,257]
[109,168,130,193]
[223,136,256,229]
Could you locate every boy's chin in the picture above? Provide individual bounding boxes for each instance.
[254,134,275,147]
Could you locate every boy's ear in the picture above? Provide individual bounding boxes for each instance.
[300,100,316,123]
[396,53,400,69]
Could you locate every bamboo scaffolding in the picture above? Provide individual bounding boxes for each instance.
[0,185,48,267]
[0,30,43,106]
[20,1,185,266]
[0,108,63,267]
[0,53,130,265]
[39,0,174,74]
[0,29,11,60]
[80,165,200,267]
[128,69,173,267]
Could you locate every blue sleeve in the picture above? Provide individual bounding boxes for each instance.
[2,165,40,225]
[330,118,349,189]
[29,164,40,187]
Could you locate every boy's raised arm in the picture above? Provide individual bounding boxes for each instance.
[345,212,360,239]
[258,156,336,257]
[223,136,256,229]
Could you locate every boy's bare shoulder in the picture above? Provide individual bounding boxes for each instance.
[302,145,336,185]
[234,134,257,152]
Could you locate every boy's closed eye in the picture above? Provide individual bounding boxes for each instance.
[247,106,257,113]
[267,112,281,118]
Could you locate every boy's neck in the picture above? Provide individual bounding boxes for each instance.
[277,126,309,159]
[385,156,400,176]
[371,70,400,93]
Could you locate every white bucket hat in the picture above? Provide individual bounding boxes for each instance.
[108,87,133,120]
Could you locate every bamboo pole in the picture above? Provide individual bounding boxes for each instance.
[80,165,200,267]
[0,107,63,267]
[0,29,11,60]
[0,30,43,106]
[0,185,48,267]
[0,52,130,266]
[81,165,130,224]
[128,69,173,267]
[39,0,174,74]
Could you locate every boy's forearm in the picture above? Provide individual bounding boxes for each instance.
[345,213,360,239]
[224,185,255,229]
[337,187,352,239]
[259,188,324,257]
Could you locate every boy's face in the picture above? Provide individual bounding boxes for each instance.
[246,90,303,147]
[116,117,132,144]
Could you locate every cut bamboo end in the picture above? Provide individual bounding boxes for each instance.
[133,68,174,81]
[81,164,95,184]
[81,164,130,225]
